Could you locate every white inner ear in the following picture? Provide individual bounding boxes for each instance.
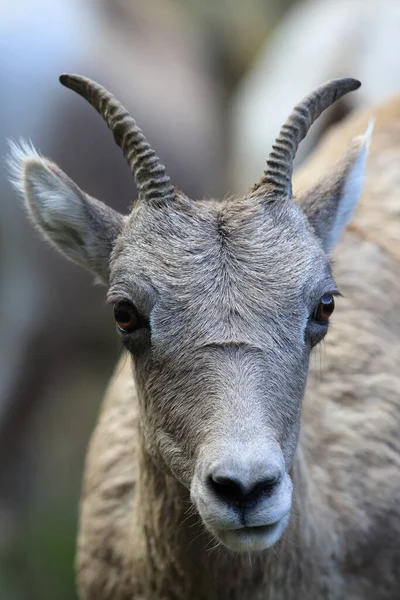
[328,120,373,251]
[8,140,86,236]
[8,140,124,283]
[26,163,86,234]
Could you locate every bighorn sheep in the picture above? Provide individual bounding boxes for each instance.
[9,75,400,599]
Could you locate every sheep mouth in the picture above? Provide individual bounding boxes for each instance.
[213,515,290,552]
[239,523,279,535]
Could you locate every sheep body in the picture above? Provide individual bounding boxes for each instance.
[77,96,400,599]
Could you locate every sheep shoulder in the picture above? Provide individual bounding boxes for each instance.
[297,95,400,596]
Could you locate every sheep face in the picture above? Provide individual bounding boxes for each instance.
[106,192,334,552]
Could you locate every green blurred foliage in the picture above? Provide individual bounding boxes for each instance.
[2,506,78,600]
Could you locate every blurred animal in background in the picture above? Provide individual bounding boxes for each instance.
[230,0,400,194]
[0,0,223,582]
[9,73,400,599]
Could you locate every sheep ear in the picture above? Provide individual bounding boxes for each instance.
[297,121,373,252]
[8,141,124,283]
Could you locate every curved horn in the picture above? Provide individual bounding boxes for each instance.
[257,78,361,197]
[59,74,174,203]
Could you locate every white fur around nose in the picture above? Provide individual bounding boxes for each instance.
[207,444,285,493]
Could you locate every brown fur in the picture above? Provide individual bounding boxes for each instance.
[76,97,400,599]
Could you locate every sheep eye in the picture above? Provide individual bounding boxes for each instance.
[314,293,335,323]
[114,302,138,333]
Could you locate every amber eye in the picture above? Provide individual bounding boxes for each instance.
[314,293,335,323]
[114,302,138,333]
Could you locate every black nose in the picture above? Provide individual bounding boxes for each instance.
[208,472,281,508]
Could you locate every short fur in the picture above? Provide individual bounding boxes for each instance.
[8,93,400,599]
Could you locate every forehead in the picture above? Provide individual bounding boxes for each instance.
[110,195,330,320]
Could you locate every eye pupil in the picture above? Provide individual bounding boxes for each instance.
[116,310,131,325]
[114,302,138,333]
[314,293,335,322]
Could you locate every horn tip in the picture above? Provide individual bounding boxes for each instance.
[59,73,86,93]
[59,73,72,85]
[348,77,361,90]
[339,77,361,91]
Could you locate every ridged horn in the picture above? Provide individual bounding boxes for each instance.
[257,78,361,197]
[59,74,175,203]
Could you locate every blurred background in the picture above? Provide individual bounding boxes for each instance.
[1,0,400,598]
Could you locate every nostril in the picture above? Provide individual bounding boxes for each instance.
[208,475,245,505]
[251,473,281,499]
[208,472,282,507]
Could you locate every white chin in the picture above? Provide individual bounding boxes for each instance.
[214,515,289,553]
